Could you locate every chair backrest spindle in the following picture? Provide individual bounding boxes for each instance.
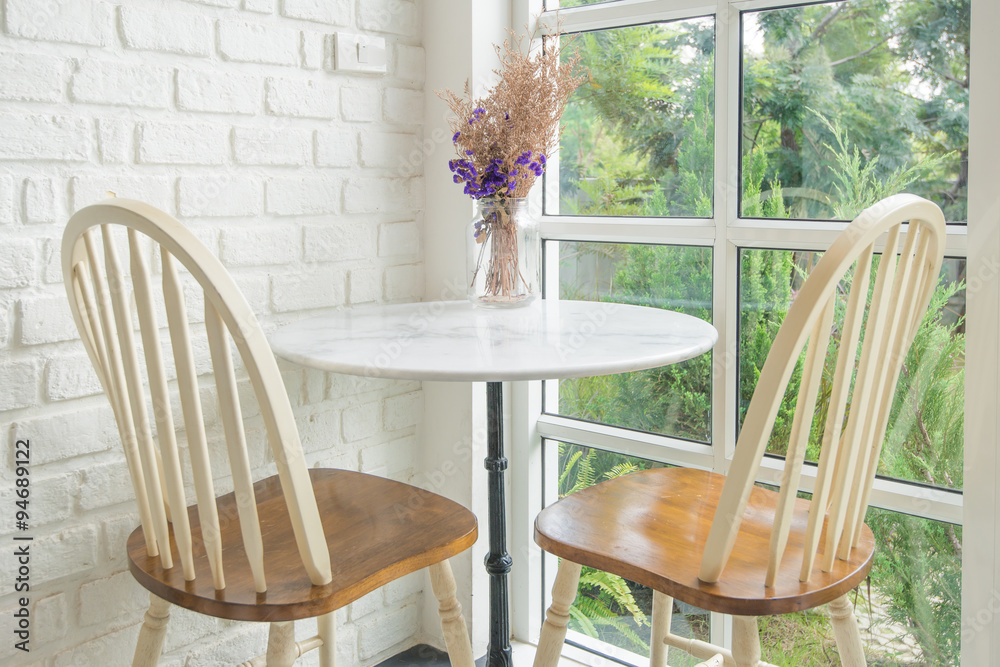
[161,249,226,589]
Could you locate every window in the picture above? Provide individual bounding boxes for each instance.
[512,0,986,663]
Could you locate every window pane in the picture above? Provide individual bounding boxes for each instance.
[738,249,965,491]
[549,441,711,664]
[741,1,970,222]
[551,241,713,443]
[550,17,716,217]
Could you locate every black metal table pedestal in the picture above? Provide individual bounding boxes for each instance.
[484,381,512,667]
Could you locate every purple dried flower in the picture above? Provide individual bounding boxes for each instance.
[452,132,461,142]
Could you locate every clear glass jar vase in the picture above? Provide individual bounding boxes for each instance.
[467,197,540,307]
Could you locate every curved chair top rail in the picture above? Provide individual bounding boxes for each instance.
[699,193,946,586]
[62,198,332,591]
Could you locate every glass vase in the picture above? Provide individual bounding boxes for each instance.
[467,197,540,307]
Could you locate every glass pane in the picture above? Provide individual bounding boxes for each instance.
[551,17,715,217]
[737,249,965,490]
[740,0,970,222]
[550,442,711,664]
[552,241,713,443]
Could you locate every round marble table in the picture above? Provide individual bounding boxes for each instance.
[270,299,718,667]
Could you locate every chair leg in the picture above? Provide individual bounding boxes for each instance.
[428,560,474,667]
[266,621,297,667]
[317,611,336,667]
[650,591,673,667]
[731,616,761,667]
[532,559,583,667]
[829,593,867,667]
[132,593,171,667]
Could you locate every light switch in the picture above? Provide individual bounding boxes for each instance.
[334,32,386,74]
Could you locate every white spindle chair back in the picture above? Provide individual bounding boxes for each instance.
[699,194,946,586]
[62,198,333,591]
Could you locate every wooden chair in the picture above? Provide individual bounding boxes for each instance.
[62,198,478,666]
[532,194,946,667]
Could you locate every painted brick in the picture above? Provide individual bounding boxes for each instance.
[53,624,139,667]
[297,408,339,453]
[0,359,38,411]
[100,512,141,570]
[169,626,266,667]
[71,60,170,109]
[0,238,37,288]
[0,175,13,224]
[379,221,420,257]
[120,5,212,57]
[79,458,135,510]
[96,118,131,164]
[34,525,98,585]
[384,391,422,431]
[360,131,413,168]
[177,70,259,115]
[349,587,382,621]
[349,267,381,304]
[358,0,419,36]
[383,570,423,605]
[384,264,424,301]
[0,53,65,102]
[30,472,76,525]
[20,294,77,345]
[138,121,229,165]
[344,177,411,214]
[303,222,375,262]
[11,404,116,465]
[234,126,311,166]
[0,115,90,161]
[395,45,425,86]
[266,176,340,216]
[46,354,103,401]
[266,77,339,119]
[360,434,416,476]
[219,21,299,66]
[243,0,275,13]
[42,238,61,284]
[23,177,60,224]
[220,226,299,267]
[5,0,111,46]
[71,176,172,212]
[280,0,350,25]
[270,267,345,312]
[187,0,239,6]
[341,86,380,122]
[178,175,263,217]
[384,88,423,124]
[315,127,356,167]
[78,571,148,627]
[358,603,419,660]
[342,400,382,442]
[301,30,325,70]
[34,594,68,645]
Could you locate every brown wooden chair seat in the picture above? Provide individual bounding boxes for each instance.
[534,467,874,617]
[129,469,477,623]
[531,195,947,667]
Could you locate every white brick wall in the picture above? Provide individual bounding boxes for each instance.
[0,0,429,664]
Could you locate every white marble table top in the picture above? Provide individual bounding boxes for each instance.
[269,300,718,382]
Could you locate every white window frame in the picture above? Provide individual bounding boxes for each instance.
[507,0,1000,664]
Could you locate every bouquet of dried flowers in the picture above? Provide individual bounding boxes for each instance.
[438,30,583,304]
